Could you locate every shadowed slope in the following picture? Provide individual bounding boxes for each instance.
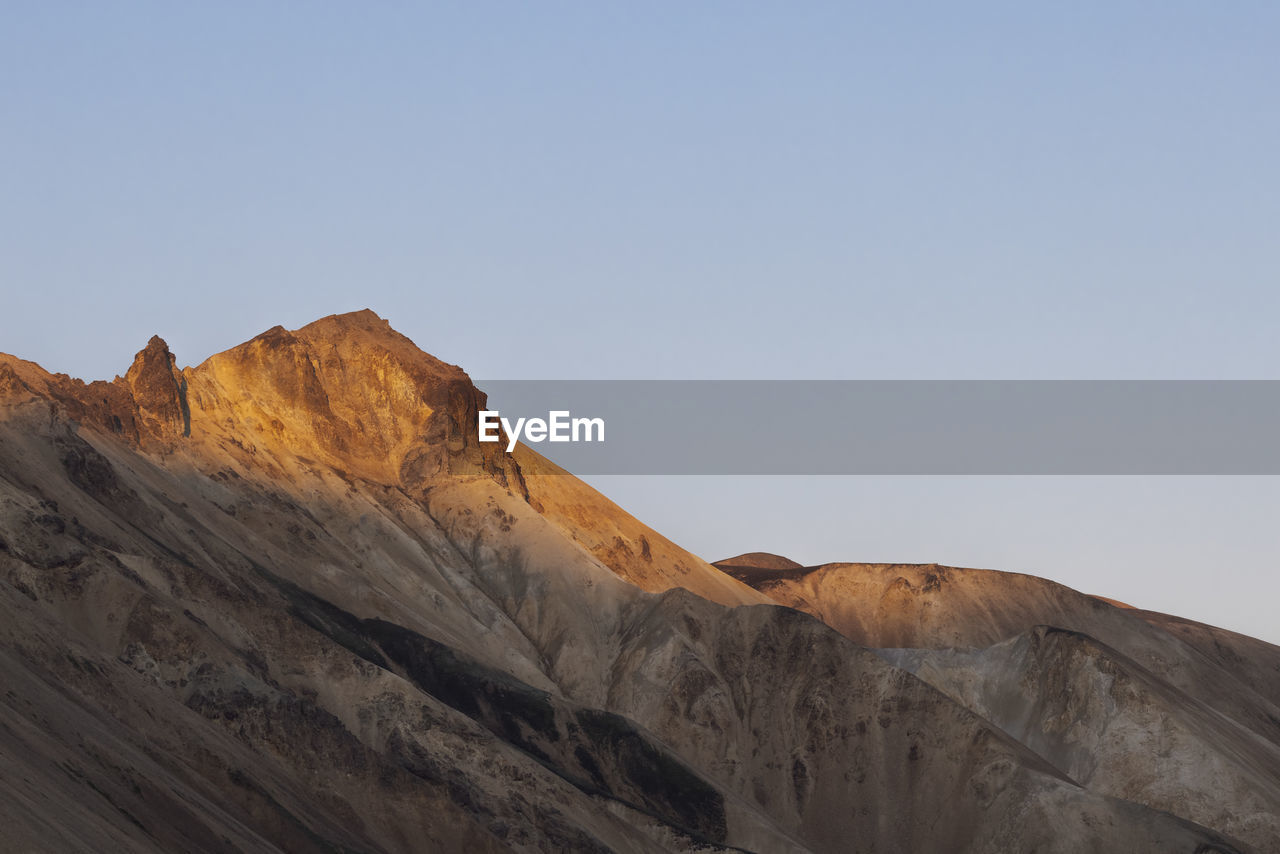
[725,561,1280,745]
[883,627,1280,851]
[727,559,1278,851]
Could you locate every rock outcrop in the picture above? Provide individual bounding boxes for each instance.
[121,335,190,441]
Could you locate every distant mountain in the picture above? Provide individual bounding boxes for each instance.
[723,560,1280,851]
[713,552,804,571]
[0,311,1258,852]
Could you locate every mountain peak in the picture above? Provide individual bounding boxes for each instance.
[302,307,387,330]
[1,312,520,492]
[186,312,520,492]
[713,552,804,571]
[293,309,406,347]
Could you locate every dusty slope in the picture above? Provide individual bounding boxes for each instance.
[727,562,1280,744]
[1132,609,1280,713]
[516,449,770,608]
[727,559,1280,851]
[883,627,1280,851]
[0,312,1257,853]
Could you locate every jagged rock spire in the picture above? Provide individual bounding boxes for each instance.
[123,335,190,439]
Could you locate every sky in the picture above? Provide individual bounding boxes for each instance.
[3,4,1278,641]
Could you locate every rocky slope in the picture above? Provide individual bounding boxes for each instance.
[721,556,1280,852]
[0,312,1259,853]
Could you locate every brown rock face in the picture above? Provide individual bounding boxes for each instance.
[728,559,1280,852]
[0,361,32,398]
[184,310,526,494]
[122,335,190,441]
[0,312,1267,853]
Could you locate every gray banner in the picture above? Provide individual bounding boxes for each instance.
[474,381,1280,474]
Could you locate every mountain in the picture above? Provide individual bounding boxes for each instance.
[723,560,1280,851]
[0,310,1261,853]
[711,552,806,581]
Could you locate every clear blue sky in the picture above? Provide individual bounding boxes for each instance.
[3,4,1278,640]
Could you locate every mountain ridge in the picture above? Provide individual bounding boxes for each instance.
[0,311,1266,853]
